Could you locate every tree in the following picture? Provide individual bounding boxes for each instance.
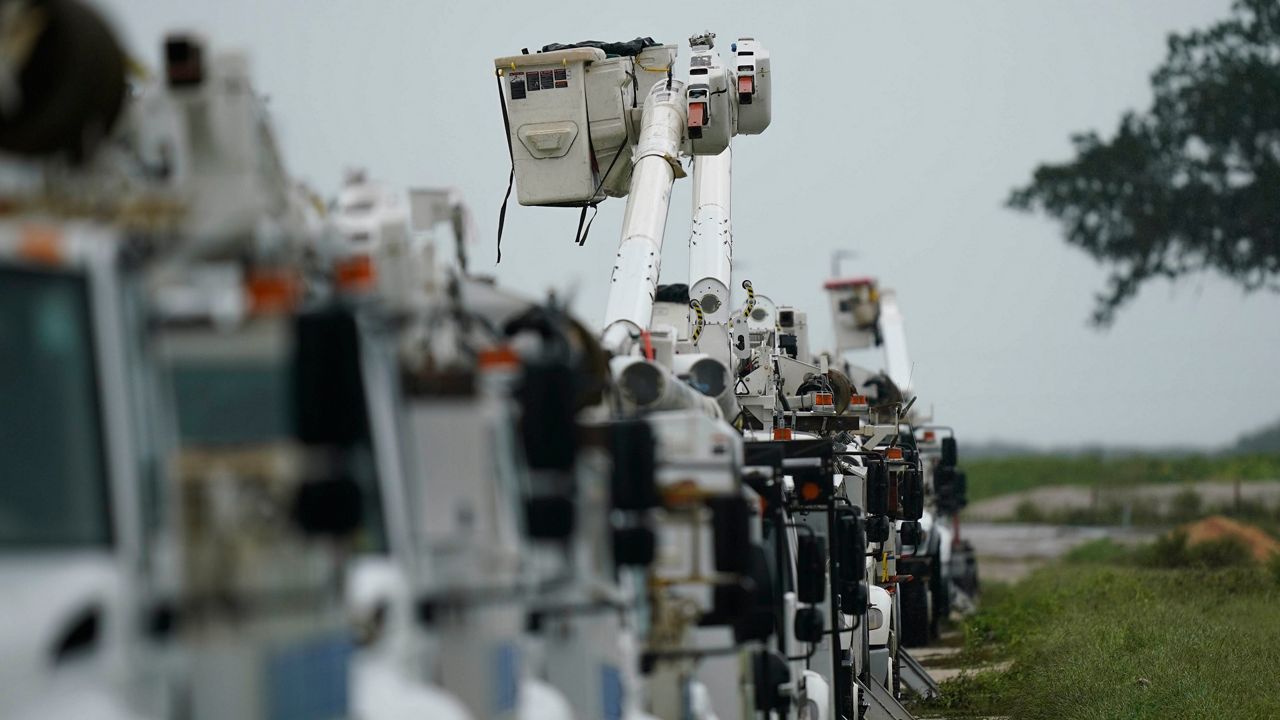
[1008,0,1280,325]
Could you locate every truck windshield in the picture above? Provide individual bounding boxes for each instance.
[170,357,387,553]
[172,361,293,445]
[0,268,112,548]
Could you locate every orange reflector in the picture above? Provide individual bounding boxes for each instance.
[923,431,936,442]
[478,345,520,370]
[814,392,834,406]
[18,225,63,265]
[246,270,299,314]
[886,447,904,461]
[849,394,868,406]
[773,427,793,441]
[688,101,707,127]
[334,254,376,291]
[738,75,754,95]
[800,481,821,502]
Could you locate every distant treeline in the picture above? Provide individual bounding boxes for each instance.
[1236,418,1280,455]
[966,416,1280,460]
[964,454,1280,504]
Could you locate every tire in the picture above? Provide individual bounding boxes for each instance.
[900,578,931,648]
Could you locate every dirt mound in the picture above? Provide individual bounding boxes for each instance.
[1181,515,1280,562]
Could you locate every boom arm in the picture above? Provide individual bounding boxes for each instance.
[687,148,733,360]
[601,81,687,352]
[877,289,913,397]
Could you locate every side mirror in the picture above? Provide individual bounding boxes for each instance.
[899,520,922,547]
[610,420,658,510]
[901,467,924,520]
[843,580,869,611]
[705,544,777,640]
[793,607,823,644]
[292,476,362,537]
[752,650,792,715]
[526,496,576,540]
[941,437,958,467]
[292,307,369,447]
[519,361,578,470]
[612,525,655,566]
[935,466,958,513]
[709,496,751,574]
[836,510,866,608]
[732,544,779,643]
[836,510,866,583]
[796,535,826,604]
[866,461,890,516]
[866,515,891,544]
[703,582,750,626]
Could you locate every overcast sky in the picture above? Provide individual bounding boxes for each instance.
[99,0,1280,449]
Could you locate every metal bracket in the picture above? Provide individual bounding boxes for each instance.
[857,675,915,720]
[899,647,940,700]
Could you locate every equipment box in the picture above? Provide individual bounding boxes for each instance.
[495,47,606,207]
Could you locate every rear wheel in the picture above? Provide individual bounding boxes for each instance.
[900,577,931,648]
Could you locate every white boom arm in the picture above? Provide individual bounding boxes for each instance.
[601,81,687,352]
[686,148,735,365]
[688,148,732,326]
[877,288,913,397]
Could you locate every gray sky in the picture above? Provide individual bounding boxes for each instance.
[99,0,1280,449]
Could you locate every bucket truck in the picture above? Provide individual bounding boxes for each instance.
[0,12,378,719]
[0,4,172,717]
[495,33,795,719]
[141,37,515,719]
[725,278,930,720]
[0,16,497,719]
[824,274,978,651]
[0,220,169,720]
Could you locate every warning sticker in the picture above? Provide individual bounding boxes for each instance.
[516,67,572,95]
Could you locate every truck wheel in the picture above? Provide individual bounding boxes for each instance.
[900,578,931,648]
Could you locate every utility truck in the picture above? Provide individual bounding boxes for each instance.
[495,33,798,719]
[823,273,978,650]
[0,10,372,719]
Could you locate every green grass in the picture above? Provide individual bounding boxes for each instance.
[915,543,1280,719]
[964,453,1280,503]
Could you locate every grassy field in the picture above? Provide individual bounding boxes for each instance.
[916,536,1280,719]
[964,453,1280,503]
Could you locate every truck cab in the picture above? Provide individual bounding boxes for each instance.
[0,222,170,720]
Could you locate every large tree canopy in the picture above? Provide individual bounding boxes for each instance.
[1008,0,1280,325]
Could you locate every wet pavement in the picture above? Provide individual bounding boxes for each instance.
[962,521,1157,582]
